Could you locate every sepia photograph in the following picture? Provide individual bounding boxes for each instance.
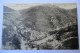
[2,3,79,50]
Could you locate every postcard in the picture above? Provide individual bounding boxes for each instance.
[2,3,79,50]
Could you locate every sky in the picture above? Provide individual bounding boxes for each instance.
[4,3,77,10]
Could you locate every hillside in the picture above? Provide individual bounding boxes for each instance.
[2,6,22,49]
[2,4,78,50]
